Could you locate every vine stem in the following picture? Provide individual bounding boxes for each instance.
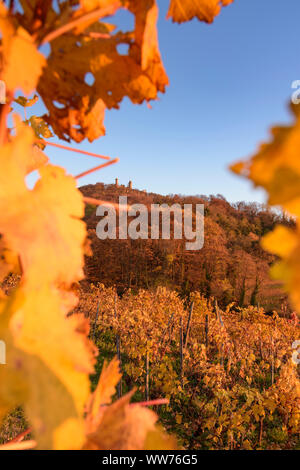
[37,139,111,161]
[39,138,119,181]
[131,398,169,408]
[0,426,35,450]
[7,427,32,443]
[0,440,36,450]
[41,3,120,45]
[75,157,119,179]
[88,32,111,39]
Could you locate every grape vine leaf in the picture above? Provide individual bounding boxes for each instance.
[15,94,39,108]
[231,105,300,217]
[85,358,121,424]
[28,116,54,139]
[37,1,168,142]
[231,103,300,312]
[0,118,95,448]
[0,4,45,94]
[167,0,234,24]
[0,118,86,285]
[0,287,93,449]
[84,358,176,450]
[84,391,158,450]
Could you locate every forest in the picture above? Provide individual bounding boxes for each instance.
[81,182,294,312]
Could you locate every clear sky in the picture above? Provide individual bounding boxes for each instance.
[24,0,300,202]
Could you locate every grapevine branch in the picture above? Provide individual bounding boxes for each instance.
[131,398,169,407]
[75,157,119,180]
[0,440,36,450]
[38,139,111,161]
[41,3,120,45]
[38,138,119,183]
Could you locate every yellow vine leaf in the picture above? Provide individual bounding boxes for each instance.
[84,392,158,450]
[29,145,49,172]
[0,5,45,94]
[53,418,85,450]
[0,118,95,448]
[262,226,300,311]
[231,103,300,312]
[84,359,175,450]
[167,0,234,24]
[15,94,39,108]
[38,1,168,142]
[85,358,122,424]
[0,288,91,449]
[127,0,166,78]
[0,118,86,286]
[261,226,298,259]
[231,105,300,217]
[29,116,53,140]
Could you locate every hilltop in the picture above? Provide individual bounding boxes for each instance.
[80,181,294,312]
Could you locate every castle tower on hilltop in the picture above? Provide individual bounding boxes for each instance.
[115,178,119,188]
[128,180,132,190]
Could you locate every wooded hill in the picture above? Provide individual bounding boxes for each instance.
[80,182,294,312]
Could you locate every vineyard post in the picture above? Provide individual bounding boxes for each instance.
[259,336,263,360]
[114,294,122,398]
[217,306,224,366]
[91,301,100,340]
[259,418,264,447]
[214,299,219,319]
[184,301,194,349]
[116,334,122,397]
[180,317,184,388]
[271,332,274,386]
[258,323,264,360]
[159,312,174,360]
[145,350,150,402]
[205,314,209,350]
[169,314,174,343]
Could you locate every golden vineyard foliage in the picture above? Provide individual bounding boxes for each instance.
[0,0,234,450]
[78,285,300,449]
[231,104,300,313]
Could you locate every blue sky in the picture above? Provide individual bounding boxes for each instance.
[22,0,300,202]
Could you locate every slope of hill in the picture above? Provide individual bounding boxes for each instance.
[80,182,294,312]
